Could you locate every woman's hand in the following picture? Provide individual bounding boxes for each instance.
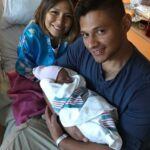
[45,106,63,141]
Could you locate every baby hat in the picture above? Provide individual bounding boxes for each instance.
[33,65,62,80]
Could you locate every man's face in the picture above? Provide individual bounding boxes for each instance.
[80,10,125,63]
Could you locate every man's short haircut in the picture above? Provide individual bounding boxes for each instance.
[75,0,125,23]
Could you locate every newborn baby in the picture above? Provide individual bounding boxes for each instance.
[33,65,122,150]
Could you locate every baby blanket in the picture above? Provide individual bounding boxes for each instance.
[40,75,122,150]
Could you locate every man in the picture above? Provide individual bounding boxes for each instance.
[45,0,150,149]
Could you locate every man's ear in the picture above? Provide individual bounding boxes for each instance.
[121,14,132,33]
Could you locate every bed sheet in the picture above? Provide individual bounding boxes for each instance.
[0,0,25,124]
[0,25,25,72]
[0,0,24,124]
[0,1,56,149]
[0,0,3,17]
[0,0,25,72]
[0,110,59,150]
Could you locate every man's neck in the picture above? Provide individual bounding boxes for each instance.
[102,42,133,80]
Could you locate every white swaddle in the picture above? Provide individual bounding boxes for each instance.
[39,72,122,150]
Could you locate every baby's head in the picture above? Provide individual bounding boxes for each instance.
[33,65,73,82]
[55,67,73,84]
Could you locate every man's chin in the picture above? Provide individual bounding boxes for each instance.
[93,56,104,64]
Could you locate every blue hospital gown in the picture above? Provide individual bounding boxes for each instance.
[16,20,68,79]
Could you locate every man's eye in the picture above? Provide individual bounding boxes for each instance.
[97,29,105,35]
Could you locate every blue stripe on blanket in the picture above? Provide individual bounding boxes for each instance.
[53,87,89,113]
[99,112,117,132]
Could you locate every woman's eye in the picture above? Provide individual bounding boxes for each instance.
[65,14,72,19]
[50,11,58,15]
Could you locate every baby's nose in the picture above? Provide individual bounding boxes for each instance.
[65,77,73,83]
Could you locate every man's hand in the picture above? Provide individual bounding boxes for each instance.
[64,126,88,142]
[45,106,88,143]
[45,106,63,141]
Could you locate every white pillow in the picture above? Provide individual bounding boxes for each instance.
[2,0,41,25]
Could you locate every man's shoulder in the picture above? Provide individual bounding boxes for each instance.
[131,48,150,71]
[66,36,97,67]
[68,36,89,57]
[70,36,85,48]
[126,48,150,86]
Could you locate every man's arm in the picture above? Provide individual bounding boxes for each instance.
[45,106,112,150]
[59,137,111,150]
[120,85,150,149]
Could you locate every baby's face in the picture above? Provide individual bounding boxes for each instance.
[56,68,73,84]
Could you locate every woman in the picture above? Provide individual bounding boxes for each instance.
[16,0,78,80]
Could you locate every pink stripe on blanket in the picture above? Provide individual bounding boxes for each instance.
[7,71,46,125]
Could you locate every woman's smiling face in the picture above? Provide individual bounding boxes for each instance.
[45,0,73,39]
